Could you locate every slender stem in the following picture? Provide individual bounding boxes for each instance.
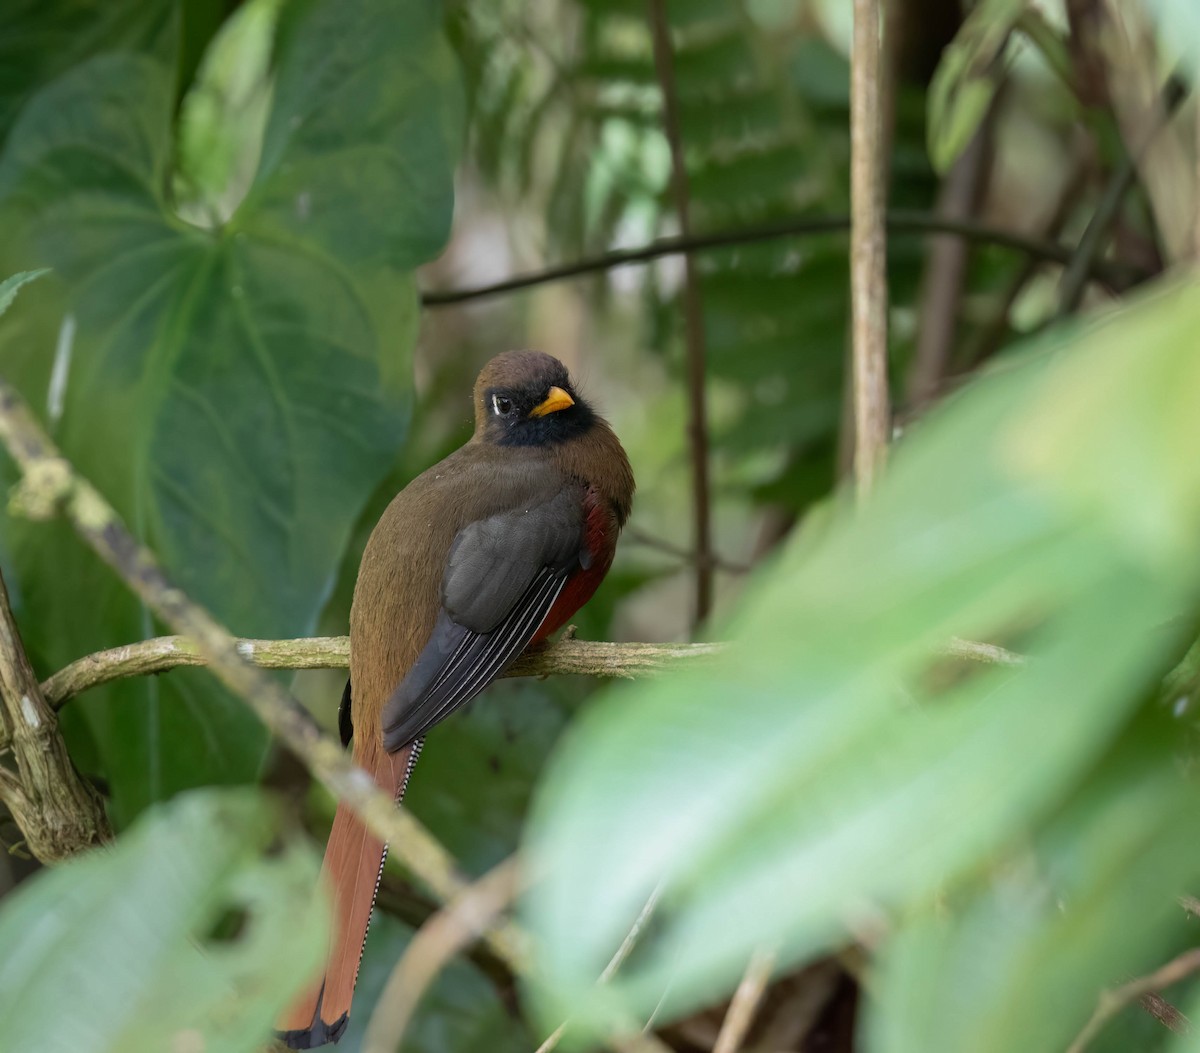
[906,112,993,409]
[625,526,751,573]
[1067,947,1200,1052]
[1194,95,1200,262]
[712,947,777,1053]
[536,883,665,1053]
[648,0,713,628]
[850,0,891,494]
[1058,77,1186,316]
[362,856,523,1053]
[419,212,1136,307]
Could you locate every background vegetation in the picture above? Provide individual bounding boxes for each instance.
[1,1,1200,1051]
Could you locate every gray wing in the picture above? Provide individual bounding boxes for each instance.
[381,487,584,751]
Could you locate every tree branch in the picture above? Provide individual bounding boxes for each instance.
[851,0,891,493]
[6,635,721,752]
[2,631,1019,756]
[0,376,523,969]
[1067,947,1200,1052]
[649,0,714,629]
[418,212,1137,307]
[0,566,110,861]
[1057,77,1185,316]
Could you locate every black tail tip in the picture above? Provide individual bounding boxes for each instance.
[275,1014,349,1049]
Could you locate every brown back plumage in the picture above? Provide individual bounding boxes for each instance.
[278,352,633,1047]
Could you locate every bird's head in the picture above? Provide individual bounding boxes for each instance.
[473,350,595,447]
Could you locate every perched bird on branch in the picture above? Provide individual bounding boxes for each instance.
[278,351,634,1048]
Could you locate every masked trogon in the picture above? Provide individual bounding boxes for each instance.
[278,351,635,1047]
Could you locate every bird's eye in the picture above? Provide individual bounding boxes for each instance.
[492,394,514,416]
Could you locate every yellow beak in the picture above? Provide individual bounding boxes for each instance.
[529,385,575,417]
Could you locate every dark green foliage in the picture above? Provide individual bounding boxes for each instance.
[0,0,461,824]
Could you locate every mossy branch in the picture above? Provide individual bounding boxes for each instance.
[0,567,111,860]
[0,636,723,754]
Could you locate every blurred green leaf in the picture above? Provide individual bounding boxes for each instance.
[927,0,1025,172]
[174,0,282,227]
[521,279,1200,1035]
[0,0,461,824]
[0,788,326,1052]
[869,715,1200,1053]
[0,267,48,319]
[0,0,180,144]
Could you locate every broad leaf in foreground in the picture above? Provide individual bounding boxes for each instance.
[522,279,1200,1035]
[870,715,1200,1053]
[0,788,326,1052]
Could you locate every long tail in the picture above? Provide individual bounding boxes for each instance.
[277,737,423,1048]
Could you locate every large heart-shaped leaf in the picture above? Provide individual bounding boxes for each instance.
[0,0,462,824]
[521,279,1200,1035]
[0,0,181,144]
[0,787,327,1052]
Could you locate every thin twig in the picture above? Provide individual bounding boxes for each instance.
[850,0,891,494]
[1194,94,1200,262]
[625,526,751,574]
[906,110,993,410]
[362,856,523,1053]
[374,872,517,1005]
[602,882,665,983]
[0,376,524,970]
[1067,947,1200,1053]
[1058,76,1185,316]
[648,0,713,628]
[418,212,1135,307]
[36,635,721,712]
[962,154,1089,370]
[712,947,777,1053]
[536,882,666,1053]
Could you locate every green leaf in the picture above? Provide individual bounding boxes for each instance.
[0,0,180,145]
[869,717,1200,1053]
[0,267,48,319]
[0,787,327,1052]
[0,0,462,823]
[174,0,283,227]
[927,0,1026,172]
[521,279,1200,1035]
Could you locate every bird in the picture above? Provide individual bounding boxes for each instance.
[277,350,634,1048]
